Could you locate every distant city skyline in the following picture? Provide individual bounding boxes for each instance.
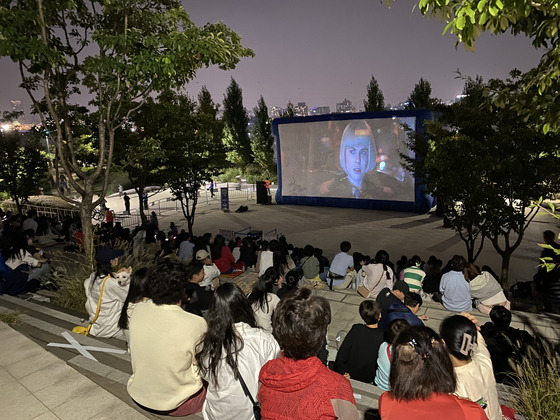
[0,0,544,121]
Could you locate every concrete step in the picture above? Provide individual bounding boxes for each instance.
[0,291,552,419]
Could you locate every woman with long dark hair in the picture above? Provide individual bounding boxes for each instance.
[360,250,394,299]
[270,239,295,279]
[248,267,281,332]
[118,267,151,341]
[196,283,280,420]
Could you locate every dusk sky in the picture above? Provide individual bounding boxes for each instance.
[0,0,543,119]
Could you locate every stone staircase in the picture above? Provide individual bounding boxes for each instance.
[1,290,558,419]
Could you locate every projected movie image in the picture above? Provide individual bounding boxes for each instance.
[278,117,416,202]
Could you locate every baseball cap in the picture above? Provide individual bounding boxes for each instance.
[196,249,210,261]
[393,280,410,294]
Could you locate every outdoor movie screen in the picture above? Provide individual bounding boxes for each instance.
[275,114,418,204]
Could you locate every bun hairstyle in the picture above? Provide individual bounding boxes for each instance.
[389,326,456,401]
[440,315,478,361]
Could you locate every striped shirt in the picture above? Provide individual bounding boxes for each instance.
[403,266,426,292]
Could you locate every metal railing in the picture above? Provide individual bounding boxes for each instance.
[1,202,79,220]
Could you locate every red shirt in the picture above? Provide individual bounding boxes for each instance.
[106,211,114,223]
[379,392,488,420]
[213,245,235,273]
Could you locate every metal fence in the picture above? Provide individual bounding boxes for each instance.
[1,202,79,221]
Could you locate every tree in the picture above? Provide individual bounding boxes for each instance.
[251,96,276,178]
[280,101,295,118]
[223,78,252,168]
[392,1,560,131]
[0,0,253,263]
[403,72,560,287]
[406,78,435,110]
[115,100,167,224]
[363,75,385,112]
[0,132,48,214]
[196,86,226,168]
[161,90,225,234]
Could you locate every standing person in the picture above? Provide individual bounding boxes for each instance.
[118,184,123,197]
[328,241,356,290]
[209,181,215,198]
[378,326,487,420]
[143,192,149,210]
[150,211,158,229]
[195,283,280,420]
[259,288,360,420]
[127,259,207,417]
[440,313,502,420]
[334,300,385,384]
[123,192,131,215]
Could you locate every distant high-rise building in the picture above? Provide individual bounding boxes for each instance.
[309,106,330,116]
[269,106,283,118]
[295,102,308,116]
[336,99,355,113]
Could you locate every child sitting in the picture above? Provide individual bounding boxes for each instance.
[374,319,409,391]
[334,300,385,383]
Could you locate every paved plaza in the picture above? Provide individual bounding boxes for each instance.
[1,188,559,419]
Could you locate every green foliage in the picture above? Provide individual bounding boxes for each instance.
[0,132,49,213]
[511,336,560,419]
[405,73,560,286]
[251,96,276,178]
[0,0,253,261]
[406,77,437,110]
[393,0,560,132]
[0,311,22,325]
[150,89,225,233]
[280,101,295,118]
[363,75,385,112]
[223,77,252,167]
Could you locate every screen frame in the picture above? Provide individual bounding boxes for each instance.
[272,109,434,213]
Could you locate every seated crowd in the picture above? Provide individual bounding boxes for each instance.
[0,209,547,419]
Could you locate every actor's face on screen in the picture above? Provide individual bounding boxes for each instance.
[344,138,370,187]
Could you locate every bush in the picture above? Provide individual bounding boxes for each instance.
[217,164,277,184]
[511,333,560,418]
[50,239,158,313]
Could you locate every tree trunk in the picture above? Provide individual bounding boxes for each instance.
[79,186,96,271]
[14,195,22,215]
[500,251,512,290]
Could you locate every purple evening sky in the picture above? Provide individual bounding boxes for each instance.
[0,0,542,119]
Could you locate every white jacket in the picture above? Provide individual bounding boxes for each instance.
[84,274,129,338]
[202,322,280,420]
[454,332,502,420]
